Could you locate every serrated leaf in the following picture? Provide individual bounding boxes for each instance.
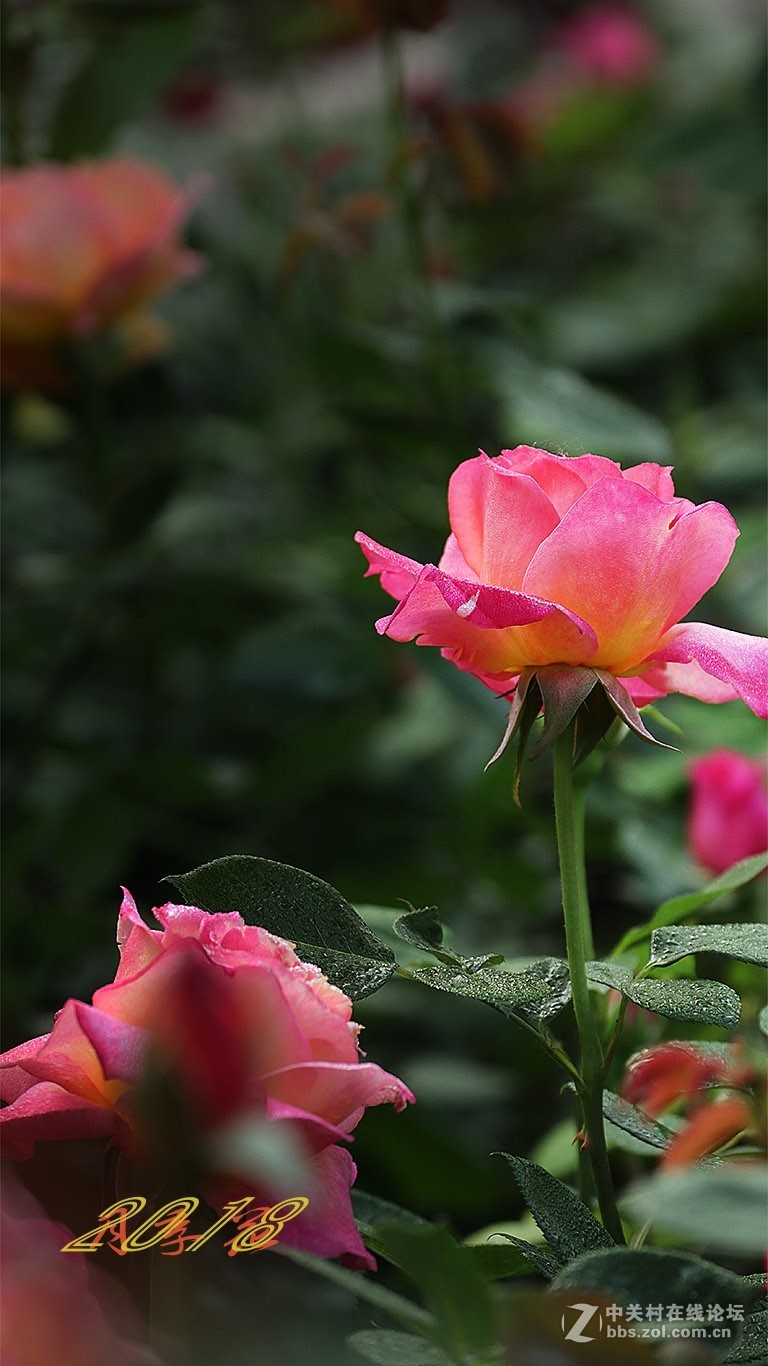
[166,855,394,1000]
[616,853,768,955]
[602,1091,673,1152]
[407,965,549,1012]
[465,1240,547,1282]
[649,923,768,970]
[349,1331,452,1366]
[724,1311,768,1365]
[498,1155,615,1261]
[625,1165,768,1256]
[486,1234,563,1281]
[551,1247,759,1325]
[520,957,573,1021]
[394,908,445,954]
[586,961,741,1031]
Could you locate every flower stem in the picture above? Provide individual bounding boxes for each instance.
[553,724,624,1243]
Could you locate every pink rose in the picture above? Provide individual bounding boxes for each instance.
[688,750,768,876]
[0,158,202,387]
[356,447,768,718]
[2,1175,158,1366]
[554,4,660,87]
[0,892,413,1270]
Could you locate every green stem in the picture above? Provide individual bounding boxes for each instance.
[553,725,624,1243]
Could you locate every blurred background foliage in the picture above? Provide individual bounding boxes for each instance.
[1,0,766,1359]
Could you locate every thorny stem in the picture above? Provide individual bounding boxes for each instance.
[553,724,625,1243]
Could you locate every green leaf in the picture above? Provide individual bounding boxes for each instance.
[281,1248,433,1334]
[498,1155,615,1261]
[498,351,672,461]
[551,1246,760,1323]
[406,965,549,1013]
[166,855,395,1000]
[625,1165,768,1256]
[520,957,573,1022]
[759,1005,768,1038]
[649,923,768,970]
[465,1240,545,1282]
[392,908,503,972]
[50,8,200,158]
[394,908,446,954]
[485,1235,562,1281]
[369,1223,497,1360]
[615,853,768,956]
[602,1091,673,1153]
[349,1332,452,1366]
[586,961,741,1031]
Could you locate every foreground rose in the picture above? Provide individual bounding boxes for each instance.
[688,750,768,876]
[356,447,768,721]
[0,158,202,386]
[2,1175,158,1366]
[0,893,413,1269]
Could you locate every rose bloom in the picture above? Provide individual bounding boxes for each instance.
[0,158,201,386]
[688,750,768,876]
[0,893,413,1269]
[2,1175,158,1366]
[553,4,660,87]
[356,447,768,719]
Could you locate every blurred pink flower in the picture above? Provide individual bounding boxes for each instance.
[553,4,660,87]
[1,1175,158,1366]
[688,749,768,876]
[622,1041,757,1168]
[357,447,768,717]
[0,893,413,1270]
[0,158,203,387]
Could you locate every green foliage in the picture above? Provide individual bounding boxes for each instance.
[586,960,741,1031]
[167,855,395,999]
[551,1247,760,1332]
[616,855,768,955]
[649,923,768,970]
[50,6,200,158]
[602,1092,674,1155]
[625,1166,768,1256]
[499,1156,616,1260]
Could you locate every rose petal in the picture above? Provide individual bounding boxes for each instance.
[355,532,422,601]
[0,1082,117,1159]
[523,479,738,672]
[275,1145,376,1270]
[377,562,597,676]
[447,454,560,586]
[647,622,768,718]
[263,1061,414,1130]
